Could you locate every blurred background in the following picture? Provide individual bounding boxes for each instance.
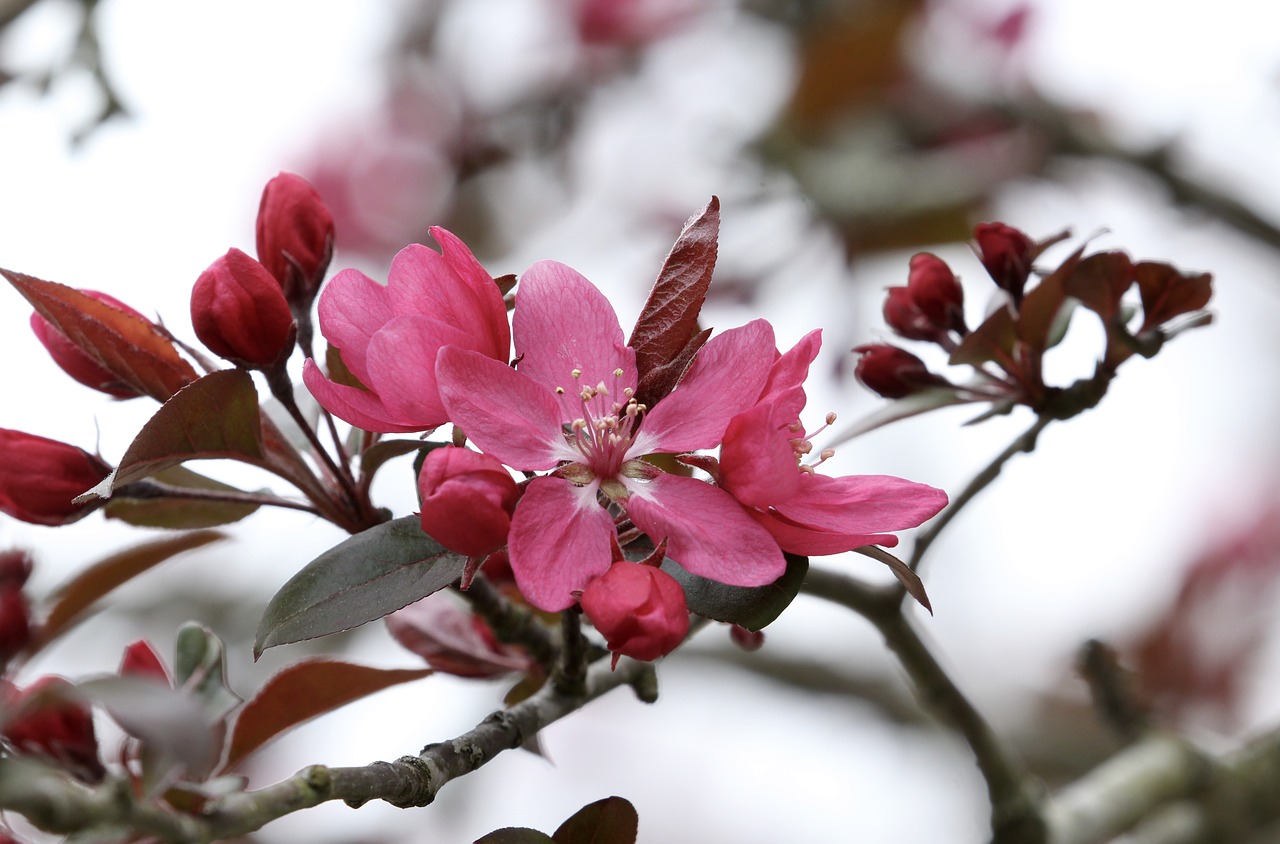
[2,0,1280,841]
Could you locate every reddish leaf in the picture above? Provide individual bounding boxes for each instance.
[1133,262,1213,332]
[223,659,432,770]
[84,369,266,500]
[853,545,931,614]
[476,830,557,844]
[628,198,719,406]
[1062,251,1133,321]
[948,305,1016,368]
[1015,242,1087,351]
[553,796,639,844]
[37,531,224,647]
[3,270,197,401]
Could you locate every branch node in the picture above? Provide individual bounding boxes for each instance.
[386,756,434,809]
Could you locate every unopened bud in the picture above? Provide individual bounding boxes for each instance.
[119,640,170,685]
[580,562,689,665]
[255,172,335,311]
[3,677,104,783]
[29,291,147,399]
[852,344,952,399]
[973,222,1036,304]
[418,448,519,557]
[191,248,297,369]
[0,430,111,526]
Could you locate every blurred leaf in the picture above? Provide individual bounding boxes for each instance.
[1062,251,1133,321]
[325,344,366,390]
[174,623,241,725]
[1133,261,1213,332]
[1016,243,1087,350]
[104,466,261,528]
[662,553,808,632]
[475,830,556,844]
[949,305,1016,368]
[223,659,432,770]
[361,439,440,480]
[553,796,638,844]
[37,531,224,647]
[2,270,196,401]
[853,546,930,613]
[79,676,218,789]
[255,516,467,657]
[829,388,972,445]
[629,197,718,406]
[82,369,266,502]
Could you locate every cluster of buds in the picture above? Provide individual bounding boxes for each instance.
[855,222,1213,423]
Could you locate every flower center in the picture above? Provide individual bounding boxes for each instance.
[788,411,837,475]
[555,367,647,480]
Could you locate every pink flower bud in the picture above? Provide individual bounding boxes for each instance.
[119,640,170,685]
[973,222,1035,303]
[191,248,297,369]
[255,172,335,309]
[417,448,520,557]
[852,344,952,399]
[3,676,104,783]
[29,290,147,399]
[0,430,111,526]
[0,551,32,588]
[906,253,966,333]
[580,562,689,664]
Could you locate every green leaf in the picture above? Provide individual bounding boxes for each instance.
[628,197,719,407]
[475,830,557,844]
[2,270,197,401]
[223,659,432,770]
[37,531,224,648]
[662,552,808,632]
[80,369,267,501]
[553,796,638,844]
[254,516,467,657]
[103,466,261,529]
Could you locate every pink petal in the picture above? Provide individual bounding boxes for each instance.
[436,347,574,470]
[758,329,822,422]
[387,238,510,361]
[625,473,785,587]
[773,473,947,536]
[718,402,802,507]
[508,477,615,611]
[302,359,423,433]
[364,316,477,428]
[748,508,903,556]
[632,319,775,455]
[315,268,393,384]
[512,261,637,414]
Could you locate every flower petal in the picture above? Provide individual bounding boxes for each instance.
[625,473,785,587]
[718,401,802,507]
[508,477,615,611]
[773,473,947,536]
[748,508,904,556]
[512,261,636,417]
[387,237,510,361]
[302,359,422,433]
[632,319,775,455]
[364,316,479,428]
[758,328,822,422]
[437,347,574,470]
[315,268,393,385]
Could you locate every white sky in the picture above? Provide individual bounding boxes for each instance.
[3,1,1280,841]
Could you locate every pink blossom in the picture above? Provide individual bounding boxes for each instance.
[720,331,948,555]
[302,228,510,433]
[580,561,688,664]
[436,260,785,611]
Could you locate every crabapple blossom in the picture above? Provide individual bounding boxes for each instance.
[191,248,296,370]
[580,561,689,665]
[302,228,509,433]
[0,430,111,526]
[417,447,520,557]
[255,172,335,311]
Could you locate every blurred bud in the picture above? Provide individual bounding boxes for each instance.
[29,291,147,399]
[191,248,297,370]
[908,253,966,334]
[973,222,1036,304]
[418,448,519,557]
[852,344,952,399]
[387,594,533,678]
[256,172,335,311]
[0,552,32,589]
[0,586,30,669]
[3,676,104,783]
[119,640,170,686]
[0,430,111,526]
[729,624,765,652]
[580,562,689,665]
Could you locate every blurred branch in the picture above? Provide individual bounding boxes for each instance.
[803,566,1046,844]
[0,0,39,30]
[0,656,656,840]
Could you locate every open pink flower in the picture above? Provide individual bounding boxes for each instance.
[437,260,786,611]
[302,228,509,433]
[719,330,948,555]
